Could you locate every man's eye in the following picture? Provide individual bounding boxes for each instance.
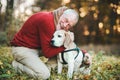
[58,35,61,37]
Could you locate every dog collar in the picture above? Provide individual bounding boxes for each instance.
[61,47,80,64]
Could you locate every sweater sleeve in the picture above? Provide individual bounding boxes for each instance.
[38,12,65,58]
[39,32,65,58]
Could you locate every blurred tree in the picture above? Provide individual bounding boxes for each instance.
[4,0,14,30]
[0,1,3,31]
[36,0,61,10]
[0,1,2,13]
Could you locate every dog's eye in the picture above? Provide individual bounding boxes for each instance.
[58,35,61,38]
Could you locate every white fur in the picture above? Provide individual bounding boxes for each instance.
[51,30,92,78]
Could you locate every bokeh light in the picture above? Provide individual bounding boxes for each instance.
[98,22,104,29]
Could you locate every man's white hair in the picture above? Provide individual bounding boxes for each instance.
[63,9,79,26]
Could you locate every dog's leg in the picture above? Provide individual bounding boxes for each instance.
[57,60,63,74]
[57,54,63,74]
[74,52,83,74]
[74,62,82,75]
[67,58,74,78]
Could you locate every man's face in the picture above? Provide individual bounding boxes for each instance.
[57,14,76,31]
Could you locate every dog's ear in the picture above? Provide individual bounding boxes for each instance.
[64,31,74,48]
[68,31,74,41]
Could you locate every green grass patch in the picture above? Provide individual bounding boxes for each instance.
[0,47,120,80]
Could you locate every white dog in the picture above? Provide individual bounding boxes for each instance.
[51,30,92,79]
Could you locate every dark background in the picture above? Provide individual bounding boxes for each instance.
[0,0,120,46]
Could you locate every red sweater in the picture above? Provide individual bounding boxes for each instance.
[11,12,65,58]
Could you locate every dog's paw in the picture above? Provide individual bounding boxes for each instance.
[67,73,73,79]
[83,68,91,75]
[80,67,91,75]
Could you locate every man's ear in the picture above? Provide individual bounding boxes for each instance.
[64,31,74,48]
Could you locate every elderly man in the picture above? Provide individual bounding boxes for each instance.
[10,6,79,79]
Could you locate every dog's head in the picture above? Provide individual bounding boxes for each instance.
[51,30,74,48]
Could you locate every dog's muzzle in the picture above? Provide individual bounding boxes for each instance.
[50,40,55,46]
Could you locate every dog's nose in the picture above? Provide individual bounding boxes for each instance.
[51,40,54,44]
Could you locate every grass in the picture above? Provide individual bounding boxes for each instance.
[0,46,120,80]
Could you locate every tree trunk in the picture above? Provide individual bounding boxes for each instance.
[4,0,14,30]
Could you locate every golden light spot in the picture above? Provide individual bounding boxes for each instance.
[91,6,96,11]
[79,8,87,18]
[94,0,99,2]
[98,22,103,29]
[80,12,86,17]
[113,25,117,31]
[93,13,98,19]
[106,29,110,34]
[116,19,120,24]
[62,0,70,5]
[117,26,120,33]
[84,30,90,36]
[79,7,84,12]
[117,6,120,15]
[113,4,117,8]
[110,3,114,7]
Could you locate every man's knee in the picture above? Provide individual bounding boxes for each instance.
[12,60,23,73]
[12,60,51,79]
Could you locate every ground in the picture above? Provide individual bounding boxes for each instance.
[0,46,120,80]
